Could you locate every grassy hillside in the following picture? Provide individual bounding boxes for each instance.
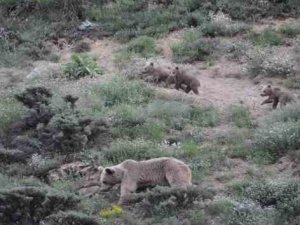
[0,1,300,225]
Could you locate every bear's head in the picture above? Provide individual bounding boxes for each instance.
[166,75,176,85]
[142,62,155,74]
[172,66,180,76]
[100,166,124,191]
[261,84,273,97]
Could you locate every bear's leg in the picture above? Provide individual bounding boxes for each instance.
[191,86,199,95]
[261,98,273,105]
[185,86,191,94]
[165,168,191,190]
[175,82,181,90]
[119,178,137,205]
[272,98,279,109]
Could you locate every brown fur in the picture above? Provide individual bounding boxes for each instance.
[100,157,192,204]
[261,85,294,109]
[143,62,171,85]
[172,67,200,94]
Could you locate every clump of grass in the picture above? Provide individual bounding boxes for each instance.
[248,29,283,47]
[179,141,200,158]
[96,76,154,107]
[189,106,220,127]
[279,21,300,38]
[0,97,26,133]
[63,54,103,80]
[125,36,159,58]
[103,138,169,164]
[225,105,255,128]
[285,77,300,89]
[172,30,218,63]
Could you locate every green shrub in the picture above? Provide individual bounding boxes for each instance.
[225,202,279,225]
[0,18,56,67]
[45,211,100,225]
[254,121,300,161]
[188,145,226,181]
[248,29,282,47]
[243,181,300,220]
[0,97,26,133]
[207,199,234,216]
[96,76,154,107]
[103,139,169,164]
[245,47,295,78]
[125,186,212,217]
[225,105,254,128]
[0,186,79,225]
[202,12,250,37]
[125,36,159,58]
[279,21,300,37]
[63,54,103,80]
[172,30,218,63]
[189,106,220,127]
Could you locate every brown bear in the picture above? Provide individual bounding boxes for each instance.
[100,157,192,204]
[143,62,171,85]
[172,67,200,94]
[261,84,294,109]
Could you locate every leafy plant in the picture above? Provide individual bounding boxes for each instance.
[63,54,103,80]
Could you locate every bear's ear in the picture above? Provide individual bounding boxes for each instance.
[267,84,271,88]
[105,168,115,175]
[175,66,179,70]
[150,62,154,66]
